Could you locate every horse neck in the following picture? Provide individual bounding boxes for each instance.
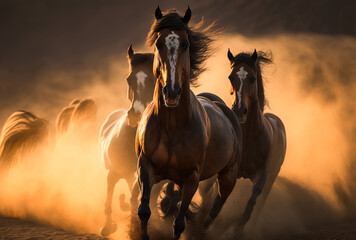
[242,99,264,136]
[154,78,191,132]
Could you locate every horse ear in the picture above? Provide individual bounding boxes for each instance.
[155,6,163,20]
[127,44,134,59]
[252,49,258,62]
[183,6,191,24]
[227,48,234,63]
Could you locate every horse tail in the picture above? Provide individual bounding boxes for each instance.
[157,181,198,222]
[0,111,49,170]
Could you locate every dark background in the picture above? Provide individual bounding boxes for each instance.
[0,0,354,122]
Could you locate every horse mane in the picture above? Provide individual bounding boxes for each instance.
[129,53,154,70]
[70,98,97,124]
[56,105,76,135]
[231,51,272,112]
[146,10,214,86]
[0,111,49,168]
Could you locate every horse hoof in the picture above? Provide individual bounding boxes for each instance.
[100,222,117,236]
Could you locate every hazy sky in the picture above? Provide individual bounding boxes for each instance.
[0,0,354,122]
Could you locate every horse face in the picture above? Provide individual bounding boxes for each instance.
[126,55,156,127]
[229,63,257,123]
[154,28,190,108]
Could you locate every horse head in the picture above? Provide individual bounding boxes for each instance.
[228,49,260,123]
[152,6,191,108]
[126,45,156,126]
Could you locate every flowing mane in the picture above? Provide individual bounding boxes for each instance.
[146,10,214,86]
[230,51,272,112]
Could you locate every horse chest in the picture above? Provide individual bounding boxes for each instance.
[239,134,271,178]
[150,133,199,178]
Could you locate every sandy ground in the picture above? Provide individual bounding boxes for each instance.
[0,216,103,240]
[1,215,356,240]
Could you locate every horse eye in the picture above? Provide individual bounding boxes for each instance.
[249,76,256,83]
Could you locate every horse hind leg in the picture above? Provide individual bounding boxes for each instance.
[101,170,120,237]
[203,162,237,229]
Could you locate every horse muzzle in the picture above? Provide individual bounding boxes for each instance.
[162,86,182,108]
[232,104,248,123]
[127,109,142,127]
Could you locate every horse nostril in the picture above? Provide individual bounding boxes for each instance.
[243,107,248,114]
[162,86,168,95]
[177,88,182,96]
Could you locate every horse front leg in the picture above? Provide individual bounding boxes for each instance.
[173,170,199,240]
[137,155,155,239]
[100,170,120,236]
[237,168,267,236]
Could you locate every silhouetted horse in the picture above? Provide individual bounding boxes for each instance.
[0,97,97,173]
[201,49,287,236]
[136,7,242,239]
[0,111,49,172]
[56,97,97,139]
[99,45,156,236]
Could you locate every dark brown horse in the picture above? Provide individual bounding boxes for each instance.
[136,7,242,239]
[99,45,156,236]
[202,49,287,236]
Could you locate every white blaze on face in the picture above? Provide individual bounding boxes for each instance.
[133,100,145,114]
[236,66,248,108]
[136,71,147,96]
[165,31,180,90]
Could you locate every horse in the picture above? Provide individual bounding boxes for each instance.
[201,49,287,236]
[56,97,97,139]
[135,7,242,239]
[99,45,157,236]
[0,111,50,172]
[0,96,97,172]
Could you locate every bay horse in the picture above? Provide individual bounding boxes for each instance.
[99,45,156,236]
[136,7,242,239]
[202,49,287,236]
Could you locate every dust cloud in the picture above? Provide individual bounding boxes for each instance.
[0,32,355,240]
